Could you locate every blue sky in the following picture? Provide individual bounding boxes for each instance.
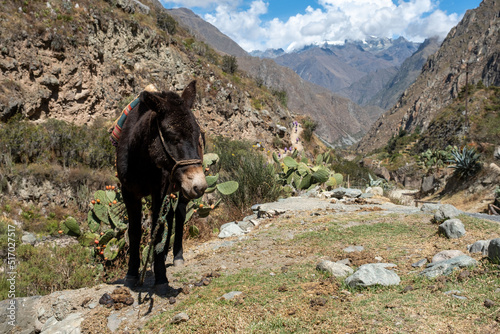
[160,0,483,52]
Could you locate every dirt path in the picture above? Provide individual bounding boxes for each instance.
[5,196,498,333]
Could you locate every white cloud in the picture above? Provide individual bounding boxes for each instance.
[164,0,462,52]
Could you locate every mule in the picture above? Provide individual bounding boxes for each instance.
[116,81,207,290]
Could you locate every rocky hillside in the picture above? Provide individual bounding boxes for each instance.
[368,37,442,110]
[167,8,249,58]
[0,0,291,147]
[357,0,500,153]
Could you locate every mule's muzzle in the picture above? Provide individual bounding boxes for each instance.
[179,166,207,199]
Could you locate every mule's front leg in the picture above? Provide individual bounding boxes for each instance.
[152,192,168,286]
[173,199,188,267]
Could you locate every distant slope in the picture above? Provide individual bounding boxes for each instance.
[356,0,500,153]
[273,37,419,104]
[367,37,441,110]
[166,8,249,57]
[160,7,374,146]
[237,56,372,145]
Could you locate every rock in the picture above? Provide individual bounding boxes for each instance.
[237,220,254,232]
[360,192,373,199]
[107,313,124,332]
[420,255,478,278]
[220,291,243,301]
[420,175,436,195]
[171,312,189,324]
[343,245,364,253]
[484,299,495,308]
[432,250,465,263]
[218,223,245,238]
[467,240,491,255]
[331,187,347,199]
[488,238,500,264]
[438,219,466,239]
[344,188,362,198]
[420,203,442,213]
[365,186,383,196]
[412,258,428,268]
[494,146,500,160]
[433,204,461,223]
[21,232,37,245]
[41,312,83,334]
[316,260,354,277]
[345,263,400,288]
[40,75,59,87]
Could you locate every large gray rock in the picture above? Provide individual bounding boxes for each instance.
[331,187,347,199]
[438,219,466,239]
[420,203,442,213]
[41,312,83,334]
[468,240,491,255]
[488,238,500,264]
[433,204,461,223]
[316,260,353,278]
[218,223,245,238]
[421,175,436,195]
[345,263,400,288]
[344,188,362,198]
[420,255,478,278]
[0,297,41,334]
[432,250,465,263]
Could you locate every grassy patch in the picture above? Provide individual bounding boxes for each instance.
[142,211,500,333]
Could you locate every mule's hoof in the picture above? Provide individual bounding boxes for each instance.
[124,275,139,288]
[173,259,185,267]
[154,283,172,296]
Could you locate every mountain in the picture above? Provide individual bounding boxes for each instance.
[367,37,441,110]
[166,6,374,146]
[166,8,249,57]
[250,48,286,59]
[356,0,500,153]
[273,37,420,104]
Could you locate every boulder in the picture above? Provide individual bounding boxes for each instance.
[365,186,383,196]
[218,223,245,238]
[316,260,353,278]
[433,204,461,223]
[488,238,500,264]
[421,175,435,195]
[438,219,466,239]
[344,188,362,198]
[331,187,346,199]
[345,263,400,288]
[432,250,465,263]
[420,255,478,278]
[468,240,491,255]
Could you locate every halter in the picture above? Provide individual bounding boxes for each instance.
[156,118,203,182]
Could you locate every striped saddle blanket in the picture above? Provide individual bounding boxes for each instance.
[109,84,158,146]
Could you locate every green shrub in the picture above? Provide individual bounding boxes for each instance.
[222,55,238,74]
[156,11,177,34]
[211,137,282,216]
[301,117,317,142]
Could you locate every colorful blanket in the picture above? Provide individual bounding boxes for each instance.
[109,84,158,146]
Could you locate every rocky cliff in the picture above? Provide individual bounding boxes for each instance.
[356,0,500,153]
[0,0,291,147]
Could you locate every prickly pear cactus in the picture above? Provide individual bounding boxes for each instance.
[99,229,116,245]
[63,217,81,237]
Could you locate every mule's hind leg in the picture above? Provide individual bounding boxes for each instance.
[122,189,142,286]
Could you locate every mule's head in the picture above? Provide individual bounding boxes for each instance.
[141,81,207,199]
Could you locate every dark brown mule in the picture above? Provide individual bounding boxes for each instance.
[116,81,207,290]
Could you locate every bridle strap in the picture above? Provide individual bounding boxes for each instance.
[156,118,202,182]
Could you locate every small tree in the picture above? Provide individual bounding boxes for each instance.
[222,55,238,74]
[301,117,317,142]
[157,12,177,35]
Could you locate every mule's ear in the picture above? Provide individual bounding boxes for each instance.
[181,80,197,110]
[140,91,164,112]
